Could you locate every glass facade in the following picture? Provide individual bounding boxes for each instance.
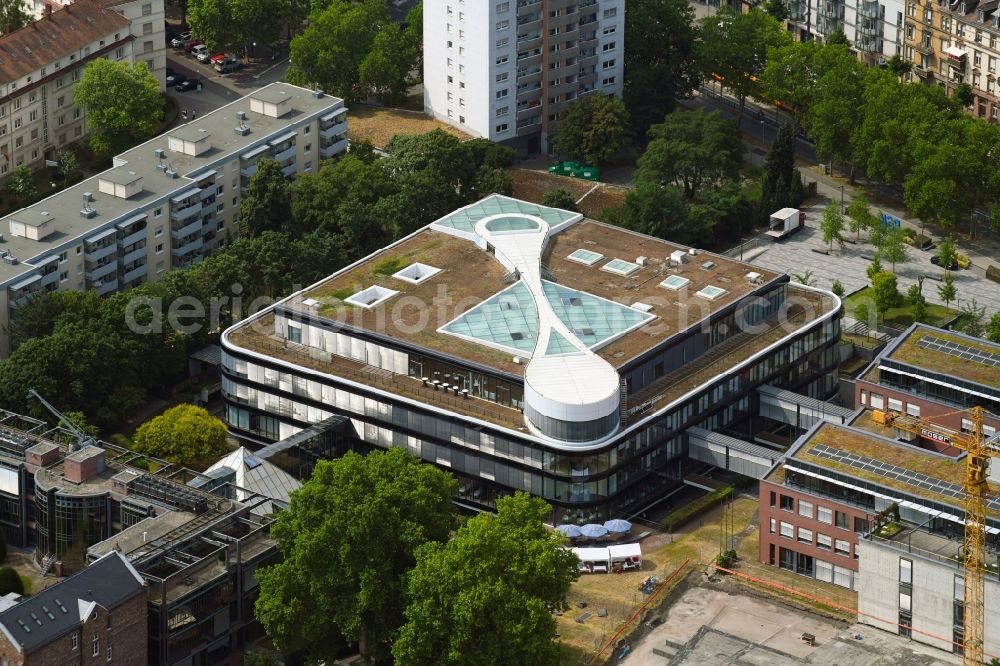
[524,404,619,443]
[878,362,1000,414]
[34,484,111,568]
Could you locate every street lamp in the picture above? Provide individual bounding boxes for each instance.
[840,185,845,214]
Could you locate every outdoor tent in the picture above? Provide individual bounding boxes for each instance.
[571,547,611,573]
[608,543,642,568]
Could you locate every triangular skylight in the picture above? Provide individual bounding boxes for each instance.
[545,329,582,356]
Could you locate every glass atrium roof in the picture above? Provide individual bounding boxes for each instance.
[441,280,653,354]
[432,194,578,235]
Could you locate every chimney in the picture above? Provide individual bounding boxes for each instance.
[44,4,52,17]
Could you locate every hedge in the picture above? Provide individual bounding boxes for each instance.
[987,264,1000,285]
[661,486,733,533]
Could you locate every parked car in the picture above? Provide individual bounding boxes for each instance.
[214,58,243,74]
[931,255,959,271]
[210,53,230,64]
[165,68,185,87]
[175,78,200,93]
[192,44,210,61]
[170,32,191,48]
[182,38,203,52]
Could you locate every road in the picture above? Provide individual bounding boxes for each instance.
[165,49,290,121]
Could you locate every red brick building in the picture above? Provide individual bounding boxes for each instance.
[0,551,147,665]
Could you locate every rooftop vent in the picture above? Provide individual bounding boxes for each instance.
[688,248,699,256]
[633,302,654,313]
[636,256,649,266]
[302,297,320,308]
[392,262,442,285]
[234,110,251,136]
[312,89,325,98]
[164,168,178,179]
[154,148,165,161]
[700,261,716,270]
[669,249,687,266]
[344,285,398,309]
[745,271,762,283]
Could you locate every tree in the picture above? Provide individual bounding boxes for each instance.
[551,93,630,166]
[286,0,388,101]
[239,158,294,237]
[885,55,912,76]
[473,167,514,197]
[74,59,162,154]
[393,492,579,666]
[133,404,228,465]
[871,272,900,323]
[954,82,974,108]
[831,279,845,298]
[761,40,821,126]
[866,254,883,284]
[846,195,876,241]
[189,0,283,55]
[699,8,788,126]
[904,120,981,232]
[806,44,867,180]
[827,27,849,45]
[188,0,238,52]
[938,270,957,310]
[542,189,579,212]
[624,0,701,136]
[0,0,31,33]
[854,302,871,327]
[636,110,742,199]
[7,166,35,203]
[987,311,1000,343]
[359,21,419,104]
[0,567,23,596]
[907,283,927,323]
[820,202,845,252]
[938,236,958,270]
[959,299,987,337]
[760,121,803,213]
[875,226,909,273]
[618,183,712,246]
[762,0,788,21]
[255,449,457,665]
[56,149,79,183]
[792,270,816,286]
[60,411,100,438]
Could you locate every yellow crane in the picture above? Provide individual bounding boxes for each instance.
[872,406,1000,665]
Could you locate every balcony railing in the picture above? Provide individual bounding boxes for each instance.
[84,243,116,263]
[320,138,349,158]
[319,121,347,139]
[122,263,148,284]
[85,261,118,283]
[170,202,203,223]
[119,228,146,248]
[122,245,147,265]
[273,145,297,163]
[171,218,203,240]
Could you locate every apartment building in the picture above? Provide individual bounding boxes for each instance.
[785,0,905,63]
[0,82,348,357]
[902,0,1000,121]
[0,0,137,174]
[423,0,625,154]
[0,551,148,666]
[221,195,842,518]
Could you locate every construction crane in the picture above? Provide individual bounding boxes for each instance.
[872,406,1000,666]
[26,389,97,451]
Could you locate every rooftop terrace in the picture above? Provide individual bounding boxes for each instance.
[884,325,1000,390]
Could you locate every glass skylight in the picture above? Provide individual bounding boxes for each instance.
[484,216,541,232]
[542,282,652,348]
[431,194,578,235]
[344,285,398,309]
[544,329,581,356]
[696,285,728,301]
[601,258,641,277]
[392,262,442,285]
[567,248,604,266]
[659,275,690,291]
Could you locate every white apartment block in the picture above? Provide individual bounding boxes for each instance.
[424,0,624,153]
[786,0,905,63]
[0,82,348,356]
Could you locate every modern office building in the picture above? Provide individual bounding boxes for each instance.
[221,195,842,518]
[0,550,148,666]
[857,520,1000,656]
[855,323,1000,438]
[423,0,625,153]
[0,82,348,356]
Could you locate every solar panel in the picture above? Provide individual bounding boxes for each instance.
[917,334,1000,367]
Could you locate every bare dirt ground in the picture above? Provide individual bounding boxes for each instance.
[510,169,629,219]
[346,105,471,148]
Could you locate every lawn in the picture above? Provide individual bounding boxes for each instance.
[509,168,629,219]
[843,286,958,329]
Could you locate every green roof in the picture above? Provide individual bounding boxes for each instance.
[431,194,578,235]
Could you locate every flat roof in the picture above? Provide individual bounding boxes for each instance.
[0,83,342,286]
[884,324,1000,390]
[784,418,1000,517]
[99,166,144,186]
[252,87,294,105]
[169,125,213,143]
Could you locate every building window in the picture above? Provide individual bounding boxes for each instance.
[496,20,509,30]
[899,591,911,612]
[899,558,912,584]
[155,243,163,254]
[769,518,776,534]
[142,2,151,15]
[144,40,154,53]
[835,511,849,530]
[779,495,794,512]
[817,533,832,550]
[779,521,793,539]
[142,21,153,35]
[870,392,885,409]
[287,324,302,343]
[603,7,617,18]
[496,1,509,11]
[496,37,509,48]
[154,208,162,218]
[798,500,813,518]
[602,59,616,70]
[496,72,508,82]
[602,41,616,52]
[92,633,99,657]
[116,47,124,59]
[769,491,776,507]
[496,55,509,65]
[906,403,921,417]
[834,539,851,556]
[888,397,903,412]
[495,123,508,132]
[797,527,813,544]
[496,106,509,117]
[71,633,78,650]
[107,646,113,662]
[496,89,508,99]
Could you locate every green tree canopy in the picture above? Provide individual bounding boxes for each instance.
[873,226,909,273]
[937,236,958,270]
[286,0,388,101]
[7,166,35,203]
[0,0,31,33]
[820,202,845,252]
[624,0,700,136]
[74,59,162,154]
[133,404,228,465]
[959,299,987,337]
[359,16,420,104]
[255,449,458,665]
[618,183,712,246]
[846,194,876,241]
[871,271,901,321]
[551,93,631,166]
[0,567,23,596]
[636,110,742,199]
[699,8,788,125]
[938,270,957,310]
[542,189,580,212]
[760,121,804,214]
[239,158,294,237]
[987,311,1000,343]
[393,492,579,666]
[907,283,927,323]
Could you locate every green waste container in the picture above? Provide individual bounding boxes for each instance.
[572,165,600,181]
